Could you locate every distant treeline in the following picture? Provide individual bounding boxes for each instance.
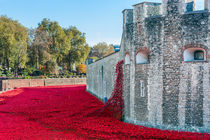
[0,16,90,77]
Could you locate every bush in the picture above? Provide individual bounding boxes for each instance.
[25,67,36,76]
[6,70,13,78]
[77,64,86,74]
[24,76,31,79]
[44,60,58,75]
[0,67,4,77]
[31,70,43,76]
[40,75,47,79]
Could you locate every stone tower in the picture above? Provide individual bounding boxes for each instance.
[87,0,210,133]
[162,0,184,126]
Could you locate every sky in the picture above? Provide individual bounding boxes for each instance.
[0,0,204,47]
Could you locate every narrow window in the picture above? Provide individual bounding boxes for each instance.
[125,54,130,65]
[140,81,145,97]
[194,50,204,60]
[103,81,106,98]
[138,23,141,35]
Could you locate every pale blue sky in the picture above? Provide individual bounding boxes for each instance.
[0,0,204,46]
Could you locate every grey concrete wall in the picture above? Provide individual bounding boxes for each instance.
[86,52,120,101]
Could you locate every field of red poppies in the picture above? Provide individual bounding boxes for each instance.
[0,85,209,139]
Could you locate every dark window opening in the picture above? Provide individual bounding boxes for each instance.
[194,50,204,60]
[138,24,141,35]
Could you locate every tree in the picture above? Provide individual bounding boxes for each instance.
[77,64,86,74]
[90,42,115,58]
[91,42,108,58]
[64,27,90,70]
[28,28,52,69]
[0,16,28,72]
[44,59,58,75]
[105,44,115,56]
[38,18,71,66]
[10,42,28,76]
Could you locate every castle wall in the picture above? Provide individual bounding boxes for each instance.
[178,11,210,131]
[145,16,164,126]
[122,9,134,120]
[124,1,210,132]
[87,1,210,133]
[161,0,183,126]
[86,52,120,101]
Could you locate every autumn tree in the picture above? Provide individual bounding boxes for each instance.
[28,28,52,69]
[38,19,71,66]
[105,44,115,56]
[0,16,90,76]
[77,64,86,74]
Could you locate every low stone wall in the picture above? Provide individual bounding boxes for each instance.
[1,78,86,91]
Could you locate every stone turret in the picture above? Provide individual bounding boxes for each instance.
[133,2,161,23]
[162,0,185,15]
[122,9,133,30]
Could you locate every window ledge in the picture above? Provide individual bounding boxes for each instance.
[184,60,207,63]
[136,63,149,65]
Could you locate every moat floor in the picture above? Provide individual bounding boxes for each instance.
[0,85,209,139]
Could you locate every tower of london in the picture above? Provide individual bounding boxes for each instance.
[87,0,210,133]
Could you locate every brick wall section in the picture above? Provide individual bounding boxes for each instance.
[1,78,86,91]
[45,78,86,86]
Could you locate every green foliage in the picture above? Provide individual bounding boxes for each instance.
[6,70,13,77]
[28,28,52,69]
[0,16,90,78]
[64,27,90,70]
[105,44,115,56]
[10,42,28,76]
[0,16,28,71]
[90,42,114,58]
[24,76,31,79]
[38,19,71,65]
[44,59,58,75]
[25,67,36,76]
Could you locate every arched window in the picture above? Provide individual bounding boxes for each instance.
[125,54,130,65]
[136,52,149,64]
[183,48,206,62]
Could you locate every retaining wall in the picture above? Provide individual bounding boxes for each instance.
[0,78,86,91]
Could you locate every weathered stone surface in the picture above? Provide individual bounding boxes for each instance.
[86,52,120,101]
[87,1,210,133]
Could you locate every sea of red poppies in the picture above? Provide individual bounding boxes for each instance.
[0,85,209,139]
